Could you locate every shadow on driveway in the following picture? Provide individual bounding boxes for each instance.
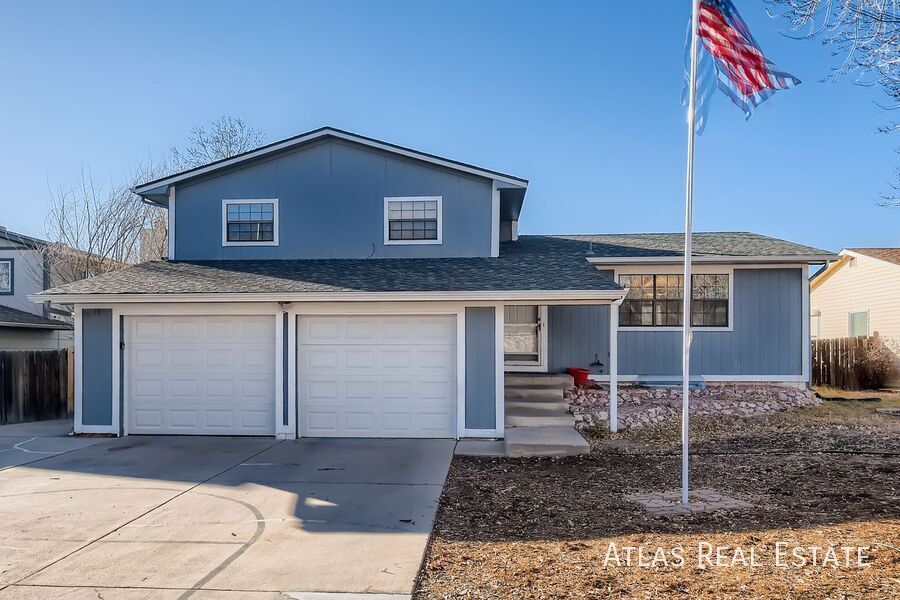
[0,433,454,598]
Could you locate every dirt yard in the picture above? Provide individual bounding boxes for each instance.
[415,390,900,599]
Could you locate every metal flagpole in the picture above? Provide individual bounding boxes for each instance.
[681,0,702,505]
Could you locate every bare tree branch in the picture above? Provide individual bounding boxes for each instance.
[767,0,899,205]
[170,115,266,172]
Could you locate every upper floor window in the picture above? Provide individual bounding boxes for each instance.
[0,258,12,294]
[619,273,730,328]
[222,200,278,246]
[384,197,442,245]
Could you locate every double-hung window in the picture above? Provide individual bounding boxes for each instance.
[384,197,441,244]
[0,258,12,295]
[223,200,278,246]
[619,273,729,328]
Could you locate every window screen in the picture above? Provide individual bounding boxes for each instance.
[225,202,275,242]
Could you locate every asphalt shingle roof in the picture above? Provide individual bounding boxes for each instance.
[847,248,900,266]
[538,232,834,258]
[0,305,72,329]
[37,232,835,297]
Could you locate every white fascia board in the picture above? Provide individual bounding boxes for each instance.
[29,289,627,305]
[586,255,839,265]
[133,128,528,194]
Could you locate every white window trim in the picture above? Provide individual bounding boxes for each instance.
[383,196,442,246]
[221,199,279,247]
[612,265,735,332]
[0,257,13,294]
[848,309,870,337]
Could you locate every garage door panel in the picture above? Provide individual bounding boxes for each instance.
[299,315,456,438]
[126,315,276,436]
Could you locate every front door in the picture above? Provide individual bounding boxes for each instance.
[504,305,546,372]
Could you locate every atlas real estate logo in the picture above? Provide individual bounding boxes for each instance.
[602,543,872,569]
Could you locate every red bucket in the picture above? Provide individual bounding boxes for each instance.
[566,367,591,387]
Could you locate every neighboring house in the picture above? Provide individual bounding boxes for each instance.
[0,228,73,350]
[810,248,900,387]
[33,127,837,438]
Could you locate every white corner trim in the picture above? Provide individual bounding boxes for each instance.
[455,311,466,439]
[73,305,83,432]
[274,312,285,437]
[609,302,618,433]
[490,182,500,257]
[383,196,443,246]
[287,312,298,438]
[221,199,280,247]
[801,276,811,384]
[511,220,519,242]
[111,309,121,436]
[494,304,505,437]
[167,187,175,260]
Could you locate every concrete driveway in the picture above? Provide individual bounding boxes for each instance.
[0,423,454,599]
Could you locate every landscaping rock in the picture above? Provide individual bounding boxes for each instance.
[566,383,820,430]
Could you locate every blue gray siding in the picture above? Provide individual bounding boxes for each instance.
[81,308,113,426]
[548,268,804,377]
[465,307,496,430]
[174,140,494,260]
[548,305,610,374]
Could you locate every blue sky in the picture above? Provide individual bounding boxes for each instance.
[1,0,896,252]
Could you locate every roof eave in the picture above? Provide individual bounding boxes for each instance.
[586,254,840,265]
[29,289,626,305]
[133,127,528,197]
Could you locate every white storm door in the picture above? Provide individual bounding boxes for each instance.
[126,315,276,435]
[298,315,457,438]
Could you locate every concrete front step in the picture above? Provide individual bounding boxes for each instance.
[506,399,570,412]
[505,405,574,428]
[504,426,590,457]
[505,387,567,402]
[505,373,574,390]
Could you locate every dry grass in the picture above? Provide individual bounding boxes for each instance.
[416,397,900,599]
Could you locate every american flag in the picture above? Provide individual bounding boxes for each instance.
[687,0,800,131]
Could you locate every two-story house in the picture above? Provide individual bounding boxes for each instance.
[34,127,837,441]
[0,227,73,350]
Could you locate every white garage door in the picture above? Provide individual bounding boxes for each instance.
[298,315,457,438]
[126,315,276,435]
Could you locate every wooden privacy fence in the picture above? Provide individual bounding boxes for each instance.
[811,336,873,390]
[0,349,72,425]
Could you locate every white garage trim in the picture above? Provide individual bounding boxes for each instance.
[123,313,278,436]
[76,301,508,439]
[297,314,458,438]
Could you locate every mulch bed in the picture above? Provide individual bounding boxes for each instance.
[415,402,900,599]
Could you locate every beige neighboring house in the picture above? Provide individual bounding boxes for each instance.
[810,248,900,388]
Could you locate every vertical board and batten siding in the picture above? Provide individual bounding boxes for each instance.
[174,140,494,261]
[81,308,113,426]
[464,307,496,430]
[548,269,804,377]
[548,305,610,373]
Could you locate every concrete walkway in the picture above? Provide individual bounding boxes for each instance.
[0,434,454,598]
[0,419,109,470]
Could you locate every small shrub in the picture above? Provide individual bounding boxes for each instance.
[855,337,897,389]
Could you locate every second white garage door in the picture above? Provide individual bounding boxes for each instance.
[126,315,276,435]
[298,315,457,438]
